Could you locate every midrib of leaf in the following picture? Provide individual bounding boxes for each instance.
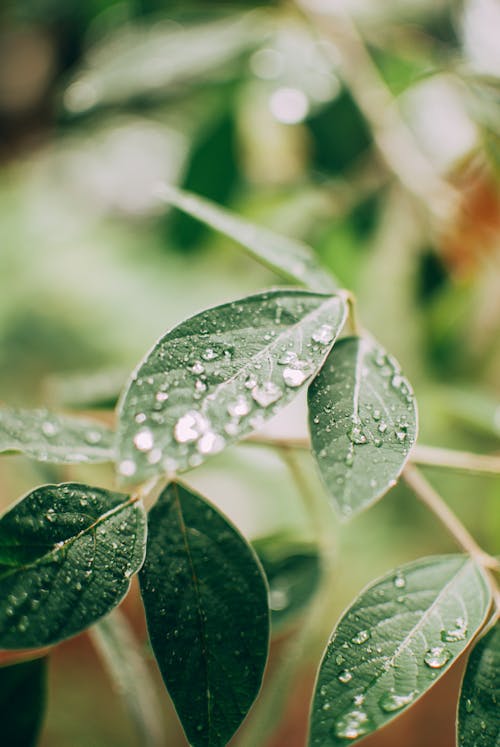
[171,483,213,738]
[0,496,139,581]
[199,294,345,407]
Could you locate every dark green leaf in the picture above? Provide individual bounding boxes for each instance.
[0,657,47,747]
[308,336,417,519]
[458,621,500,747]
[155,185,338,291]
[139,482,270,747]
[117,290,347,482]
[252,534,321,632]
[0,407,115,464]
[310,555,491,747]
[0,483,146,648]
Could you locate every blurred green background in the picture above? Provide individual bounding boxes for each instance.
[0,0,499,745]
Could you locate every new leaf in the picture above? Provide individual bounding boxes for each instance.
[140,482,270,747]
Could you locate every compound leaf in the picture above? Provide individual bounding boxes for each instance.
[0,656,47,747]
[0,407,115,464]
[308,336,417,519]
[458,621,500,747]
[155,184,337,291]
[0,483,146,648]
[139,481,270,747]
[117,290,346,482]
[310,555,491,747]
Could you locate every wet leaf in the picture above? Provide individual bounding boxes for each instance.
[117,290,346,482]
[0,483,146,648]
[0,656,47,746]
[308,336,417,519]
[0,407,115,464]
[139,481,269,747]
[155,184,338,291]
[310,555,491,747]
[458,621,500,747]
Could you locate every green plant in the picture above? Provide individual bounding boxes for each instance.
[0,186,498,747]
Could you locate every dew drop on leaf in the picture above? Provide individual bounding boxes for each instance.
[335,709,369,739]
[251,382,282,407]
[133,428,154,452]
[379,689,415,712]
[424,646,451,669]
[338,670,353,683]
[312,324,335,345]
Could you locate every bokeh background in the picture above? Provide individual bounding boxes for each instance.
[0,0,499,745]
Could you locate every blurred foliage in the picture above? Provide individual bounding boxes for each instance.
[0,0,499,745]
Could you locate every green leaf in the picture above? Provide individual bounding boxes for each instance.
[309,555,491,747]
[458,621,500,747]
[0,657,47,747]
[308,336,417,519]
[252,534,321,632]
[139,481,270,747]
[0,407,115,464]
[155,184,338,291]
[117,290,347,482]
[0,483,146,649]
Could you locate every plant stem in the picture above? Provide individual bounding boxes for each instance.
[403,464,499,573]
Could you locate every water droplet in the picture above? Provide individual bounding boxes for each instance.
[192,361,205,374]
[135,412,147,424]
[320,685,328,696]
[465,698,473,713]
[441,617,467,642]
[424,646,451,669]
[379,689,415,712]
[349,425,367,445]
[42,421,58,437]
[278,350,299,365]
[338,670,353,683]
[119,459,136,477]
[335,653,345,666]
[156,391,169,403]
[46,508,56,523]
[269,588,289,611]
[322,702,332,711]
[133,428,154,452]
[335,710,369,739]
[372,409,381,422]
[378,422,387,434]
[173,411,209,443]
[283,367,309,388]
[252,382,282,407]
[395,429,407,443]
[312,324,335,345]
[197,431,225,455]
[147,448,162,465]
[393,572,406,589]
[201,348,218,361]
[85,430,102,444]
[227,396,251,418]
[352,629,370,645]
[194,380,207,394]
[353,694,365,706]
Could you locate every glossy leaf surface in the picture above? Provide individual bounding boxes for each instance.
[458,622,500,747]
[155,184,337,291]
[140,482,269,747]
[0,656,47,746]
[117,290,346,481]
[308,336,417,519]
[0,407,115,464]
[310,555,491,747]
[0,483,146,648]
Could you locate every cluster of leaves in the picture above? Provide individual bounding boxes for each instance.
[0,191,497,747]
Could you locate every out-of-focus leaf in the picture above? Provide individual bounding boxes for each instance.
[310,555,491,747]
[442,386,500,440]
[0,483,146,648]
[139,481,269,747]
[0,657,47,747]
[154,185,338,291]
[0,407,115,464]
[458,621,500,747]
[308,336,417,519]
[116,290,347,482]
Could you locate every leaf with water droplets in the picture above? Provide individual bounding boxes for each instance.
[0,483,146,648]
[0,407,115,464]
[117,290,347,482]
[139,482,270,747]
[458,622,500,747]
[309,555,491,747]
[155,185,338,291]
[0,656,47,746]
[308,336,418,519]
